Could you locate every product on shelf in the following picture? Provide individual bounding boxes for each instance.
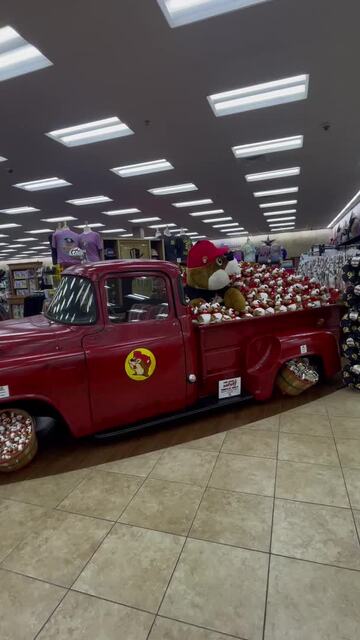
[341,255,360,391]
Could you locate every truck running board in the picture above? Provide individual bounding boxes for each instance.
[94,393,252,440]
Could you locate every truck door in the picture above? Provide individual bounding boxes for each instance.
[82,271,188,432]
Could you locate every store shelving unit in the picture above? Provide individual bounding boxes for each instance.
[103,237,165,261]
[7,261,42,319]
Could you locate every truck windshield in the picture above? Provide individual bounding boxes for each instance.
[46,276,97,325]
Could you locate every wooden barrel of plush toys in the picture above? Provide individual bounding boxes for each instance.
[0,409,38,473]
[276,359,319,396]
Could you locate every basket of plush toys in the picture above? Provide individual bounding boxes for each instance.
[276,358,320,396]
[184,240,340,324]
[0,409,37,473]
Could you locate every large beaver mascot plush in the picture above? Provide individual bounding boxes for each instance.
[185,240,246,312]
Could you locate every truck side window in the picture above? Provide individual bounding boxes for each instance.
[105,276,169,323]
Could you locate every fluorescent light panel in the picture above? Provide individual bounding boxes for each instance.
[203,217,232,223]
[157,0,270,28]
[208,74,309,117]
[47,117,133,147]
[100,228,126,233]
[67,196,112,205]
[260,200,297,208]
[111,159,173,177]
[190,209,224,217]
[266,216,296,222]
[226,231,248,236]
[263,209,297,216]
[233,135,303,158]
[129,217,161,223]
[120,234,133,237]
[27,229,52,233]
[254,187,299,197]
[0,156,7,162]
[212,223,243,228]
[75,223,104,229]
[148,223,176,228]
[14,177,71,191]
[148,183,197,196]
[0,26,52,82]
[41,216,77,222]
[172,198,213,208]
[269,222,295,227]
[0,223,20,229]
[245,167,300,182]
[15,238,38,242]
[0,206,39,214]
[328,188,360,228]
[103,208,140,216]
[270,227,295,232]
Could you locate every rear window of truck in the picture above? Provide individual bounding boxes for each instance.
[46,276,97,325]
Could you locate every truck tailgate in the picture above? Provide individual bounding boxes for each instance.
[195,305,342,401]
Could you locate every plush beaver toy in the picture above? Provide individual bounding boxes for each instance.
[185,240,246,312]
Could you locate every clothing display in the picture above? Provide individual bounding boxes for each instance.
[242,239,256,262]
[52,228,82,266]
[79,230,103,262]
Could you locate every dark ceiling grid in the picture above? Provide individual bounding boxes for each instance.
[0,0,358,256]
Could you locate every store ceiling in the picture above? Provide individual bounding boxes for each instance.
[0,0,360,255]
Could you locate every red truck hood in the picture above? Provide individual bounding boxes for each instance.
[0,314,78,354]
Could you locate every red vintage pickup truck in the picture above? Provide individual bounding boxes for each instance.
[0,260,341,438]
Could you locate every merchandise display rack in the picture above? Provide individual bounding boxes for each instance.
[341,255,360,390]
[7,261,42,319]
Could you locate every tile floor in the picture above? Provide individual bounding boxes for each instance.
[0,387,360,639]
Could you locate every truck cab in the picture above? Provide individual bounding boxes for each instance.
[0,260,341,437]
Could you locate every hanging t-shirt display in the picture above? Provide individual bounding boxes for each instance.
[79,231,103,262]
[52,229,82,266]
[257,244,272,264]
[164,236,178,262]
[242,240,256,262]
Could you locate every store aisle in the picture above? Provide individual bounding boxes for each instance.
[0,387,360,639]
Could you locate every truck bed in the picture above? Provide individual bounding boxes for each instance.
[195,305,342,400]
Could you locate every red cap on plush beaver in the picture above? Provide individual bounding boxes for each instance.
[133,351,151,366]
[187,240,229,269]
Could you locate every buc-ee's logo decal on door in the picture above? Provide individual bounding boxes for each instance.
[125,348,156,381]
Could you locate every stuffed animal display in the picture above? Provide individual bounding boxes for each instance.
[185,240,246,312]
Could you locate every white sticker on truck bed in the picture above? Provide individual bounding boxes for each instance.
[219,377,241,399]
[300,345,308,354]
[0,385,9,398]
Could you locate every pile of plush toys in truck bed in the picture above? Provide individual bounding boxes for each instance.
[189,261,340,324]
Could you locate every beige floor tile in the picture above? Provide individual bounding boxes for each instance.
[160,538,268,640]
[336,438,360,468]
[354,511,360,536]
[57,470,142,521]
[37,590,154,640]
[265,555,360,640]
[279,412,332,436]
[0,499,48,562]
[0,569,65,640]
[0,469,89,508]
[285,399,328,415]
[276,460,349,507]
[179,432,226,452]
[222,428,277,458]
[272,499,360,569]
[190,488,273,551]
[343,468,360,509]
[97,450,163,477]
[209,453,276,497]
[331,417,360,440]
[74,523,184,613]
[149,617,238,639]
[3,510,111,587]
[241,415,280,432]
[278,433,339,465]
[150,448,217,487]
[120,478,203,535]
[325,388,360,417]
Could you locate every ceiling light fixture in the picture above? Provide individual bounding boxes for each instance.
[0,206,40,214]
[208,74,309,117]
[269,227,295,232]
[0,25,52,82]
[103,208,140,216]
[212,223,244,228]
[46,117,133,147]
[26,229,53,234]
[100,228,126,233]
[14,177,71,191]
[245,167,301,182]
[148,223,177,228]
[157,0,270,28]
[41,216,77,222]
[268,222,295,227]
[15,238,38,242]
[0,223,20,229]
[262,209,297,216]
[172,198,213,208]
[259,200,298,208]
[254,187,299,197]
[328,188,360,228]
[266,216,296,222]
[111,159,173,177]
[75,223,104,229]
[67,196,112,205]
[129,217,161,223]
[120,233,133,237]
[189,209,224,217]
[232,135,303,158]
[148,183,197,196]
[0,156,7,162]
[203,217,232,223]
[226,231,248,236]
